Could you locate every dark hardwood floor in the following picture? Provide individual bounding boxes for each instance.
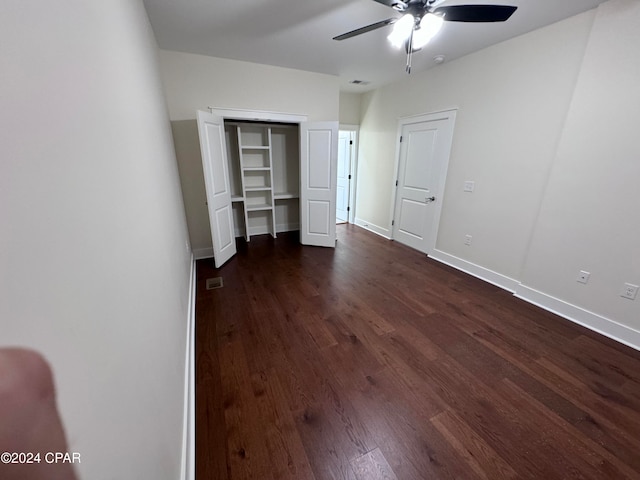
[196,224,640,480]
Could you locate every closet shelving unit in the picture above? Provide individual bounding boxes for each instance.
[226,121,300,242]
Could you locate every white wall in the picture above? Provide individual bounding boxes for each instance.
[519,0,640,333]
[339,92,363,125]
[356,0,640,347]
[0,1,192,479]
[159,50,340,122]
[159,50,341,252]
[357,10,595,276]
[172,120,212,258]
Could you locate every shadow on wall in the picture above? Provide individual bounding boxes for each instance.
[172,120,212,254]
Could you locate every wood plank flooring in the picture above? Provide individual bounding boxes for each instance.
[195,224,640,480]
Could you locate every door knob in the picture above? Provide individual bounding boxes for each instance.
[425,196,436,203]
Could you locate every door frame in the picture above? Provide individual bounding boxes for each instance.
[210,107,308,124]
[207,107,338,248]
[389,109,457,253]
[339,124,359,224]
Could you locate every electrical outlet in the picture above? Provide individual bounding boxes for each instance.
[463,181,475,193]
[577,270,590,284]
[621,283,638,300]
[464,234,472,246]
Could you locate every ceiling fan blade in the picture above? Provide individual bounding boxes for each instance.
[333,18,397,41]
[432,5,517,22]
[370,0,405,8]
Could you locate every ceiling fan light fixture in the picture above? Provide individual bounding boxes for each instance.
[387,14,414,48]
[412,13,444,49]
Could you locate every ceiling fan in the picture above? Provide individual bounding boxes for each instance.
[334,0,517,73]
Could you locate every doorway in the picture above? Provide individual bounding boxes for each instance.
[336,126,358,224]
[197,108,339,267]
[391,110,456,254]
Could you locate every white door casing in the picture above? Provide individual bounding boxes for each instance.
[336,131,352,223]
[300,121,338,247]
[197,110,237,267]
[392,110,456,254]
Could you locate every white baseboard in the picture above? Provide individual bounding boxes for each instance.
[193,247,213,260]
[247,225,271,236]
[277,222,299,233]
[427,249,640,352]
[515,284,640,352]
[354,218,392,239]
[247,223,299,237]
[180,256,196,480]
[428,249,520,293]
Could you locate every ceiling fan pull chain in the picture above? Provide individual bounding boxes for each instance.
[406,28,414,73]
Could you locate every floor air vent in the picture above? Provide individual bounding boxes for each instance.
[206,277,224,290]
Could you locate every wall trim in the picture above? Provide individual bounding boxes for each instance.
[193,247,213,260]
[209,107,308,123]
[429,249,520,293]
[426,247,640,352]
[180,256,196,480]
[246,224,299,237]
[515,284,640,352]
[276,222,300,233]
[354,218,392,239]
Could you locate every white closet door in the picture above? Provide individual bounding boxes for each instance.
[300,121,338,247]
[197,110,237,267]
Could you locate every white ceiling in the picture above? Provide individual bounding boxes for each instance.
[143,0,606,92]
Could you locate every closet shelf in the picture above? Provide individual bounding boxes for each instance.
[226,121,299,242]
[274,193,299,200]
[246,204,273,212]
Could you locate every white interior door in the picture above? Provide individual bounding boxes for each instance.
[392,111,456,254]
[197,110,237,267]
[336,131,352,223]
[300,121,338,247]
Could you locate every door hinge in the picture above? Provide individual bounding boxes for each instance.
[400,136,403,142]
[347,207,350,212]
[392,220,395,226]
[348,174,352,180]
[349,140,353,145]
[395,180,398,186]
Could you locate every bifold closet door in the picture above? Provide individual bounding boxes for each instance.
[300,121,338,247]
[197,110,237,267]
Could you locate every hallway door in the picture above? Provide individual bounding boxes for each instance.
[336,130,354,223]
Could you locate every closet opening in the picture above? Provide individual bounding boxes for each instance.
[224,120,301,241]
[197,108,339,267]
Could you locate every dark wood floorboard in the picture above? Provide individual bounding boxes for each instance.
[196,224,640,480]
